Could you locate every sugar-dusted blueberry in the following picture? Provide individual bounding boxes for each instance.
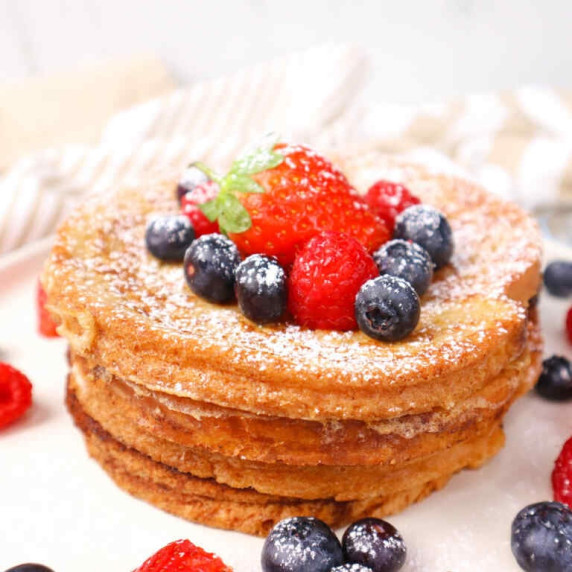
[235,255,287,324]
[261,516,343,572]
[355,276,420,342]
[145,215,195,262]
[4,565,55,572]
[184,234,241,303]
[342,518,406,572]
[511,501,572,571]
[331,565,373,572]
[535,355,572,401]
[176,162,210,203]
[393,205,453,269]
[373,239,433,296]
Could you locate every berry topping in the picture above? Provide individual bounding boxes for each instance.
[331,565,373,572]
[198,138,389,266]
[176,163,211,203]
[511,501,572,571]
[342,518,406,572]
[373,239,433,296]
[393,205,454,270]
[0,362,32,429]
[567,307,572,345]
[355,276,420,342]
[288,232,379,330]
[553,436,572,509]
[261,516,343,572]
[133,539,232,572]
[145,215,195,262]
[535,356,572,401]
[4,566,55,572]
[365,180,421,231]
[184,234,241,303]
[37,281,59,338]
[544,261,572,297]
[181,181,220,237]
[235,255,287,324]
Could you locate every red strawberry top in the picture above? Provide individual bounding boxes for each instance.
[133,539,232,572]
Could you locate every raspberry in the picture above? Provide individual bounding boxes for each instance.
[553,436,572,509]
[229,144,389,266]
[365,180,421,231]
[566,306,572,345]
[37,282,59,338]
[133,539,232,572]
[181,181,220,237]
[288,231,379,330]
[0,363,32,429]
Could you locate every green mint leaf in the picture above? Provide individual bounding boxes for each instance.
[197,198,222,222]
[230,133,283,176]
[218,193,252,234]
[224,172,265,194]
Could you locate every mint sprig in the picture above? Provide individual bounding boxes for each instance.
[197,136,284,234]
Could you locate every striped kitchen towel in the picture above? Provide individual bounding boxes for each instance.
[1,44,572,254]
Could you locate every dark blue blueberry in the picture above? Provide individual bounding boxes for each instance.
[176,163,210,203]
[355,276,420,342]
[342,518,406,572]
[235,255,287,324]
[184,234,241,303]
[393,205,454,269]
[373,239,433,296]
[330,565,372,572]
[511,501,572,571]
[145,215,195,262]
[544,261,572,297]
[261,516,343,572]
[535,356,572,401]
[4,565,55,572]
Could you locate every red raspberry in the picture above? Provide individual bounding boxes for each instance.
[181,181,220,237]
[365,180,421,231]
[288,231,379,330]
[553,436,572,509]
[566,306,572,345]
[37,281,59,338]
[0,362,32,429]
[133,539,232,572]
[229,144,390,266]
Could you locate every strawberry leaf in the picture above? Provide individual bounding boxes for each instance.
[223,173,265,194]
[230,133,284,176]
[198,198,221,222]
[218,194,252,234]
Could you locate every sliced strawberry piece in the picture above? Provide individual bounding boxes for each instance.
[0,362,32,429]
[37,281,59,338]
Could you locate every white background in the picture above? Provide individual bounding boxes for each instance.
[1,0,572,102]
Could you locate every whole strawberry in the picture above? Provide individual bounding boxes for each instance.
[553,436,572,509]
[288,231,379,330]
[133,539,232,572]
[198,138,389,266]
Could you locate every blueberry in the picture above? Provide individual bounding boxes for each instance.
[393,205,454,269]
[355,276,420,342]
[235,255,287,324]
[261,516,343,572]
[330,565,373,572]
[4,565,55,572]
[145,215,195,262]
[184,234,241,303]
[535,356,572,401]
[544,261,572,297]
[176,162,210,203]
[511,501,572,571]
[342,518,406,572]
[373,239,433,296]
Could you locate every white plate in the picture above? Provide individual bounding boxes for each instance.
[1,238,571,572]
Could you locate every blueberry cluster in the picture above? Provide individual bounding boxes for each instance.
[261,516,406,572]
[355,205,453,342]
